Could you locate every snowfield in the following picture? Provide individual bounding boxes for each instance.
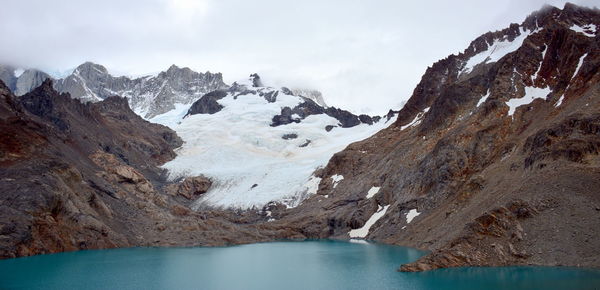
[151,83,396,209]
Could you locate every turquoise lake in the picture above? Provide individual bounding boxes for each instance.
[1,240,599,290]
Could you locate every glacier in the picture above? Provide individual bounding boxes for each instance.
[151,81,395,209]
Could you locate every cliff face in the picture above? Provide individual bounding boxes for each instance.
[269,3,600,271]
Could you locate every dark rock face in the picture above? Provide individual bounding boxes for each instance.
[358,114,373,125]
[523,115,600,169]
[325,125,336,132]
[282,133,298,140]
[260,90,278,103]
[271,99,324,126]
[250,73,264,87]
[324,107,361,127]
[270,98,366,128]
[185,90,228,116]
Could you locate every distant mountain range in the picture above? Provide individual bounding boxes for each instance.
[0,62,331,119]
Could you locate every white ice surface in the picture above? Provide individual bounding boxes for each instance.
[348,205,390,238]
[405,209,421,224]
[366,186,380,199]
[506,86,552,116]
[152,87,395,209]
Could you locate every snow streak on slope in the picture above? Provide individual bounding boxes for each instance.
[348,205,390,238]
[462,27,535,74]
[152,86,395,209]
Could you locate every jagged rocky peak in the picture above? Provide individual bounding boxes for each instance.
[53,61,131,103]
[75,61,109,76]
[393,2,599,131]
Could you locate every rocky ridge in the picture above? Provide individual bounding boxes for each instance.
[274,3,600,271]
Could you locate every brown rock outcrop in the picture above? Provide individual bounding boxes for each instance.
[166,176,212,199]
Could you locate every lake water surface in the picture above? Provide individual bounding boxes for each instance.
[1,240,599,290]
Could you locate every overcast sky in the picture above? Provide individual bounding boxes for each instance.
[0,0,597,114]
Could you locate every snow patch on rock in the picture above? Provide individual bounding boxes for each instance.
[348,205,390,238]
[572,53,588,80]
[305,176,322,195]
[401,107,430,130]
[506,86,552,116]
[570,24,597,37]
[462,27,534,74]
[366,186,380,199]
[331,174,344,189]
[405,209,421,224]
[477,90,490,107]
[555,95,565,108]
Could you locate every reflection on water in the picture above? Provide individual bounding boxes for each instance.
[0,240,599,290]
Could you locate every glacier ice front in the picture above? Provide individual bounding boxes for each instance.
[151,79,395,209]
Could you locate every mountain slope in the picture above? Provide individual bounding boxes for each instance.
[271,3,600,271]
[0,79,289,258]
